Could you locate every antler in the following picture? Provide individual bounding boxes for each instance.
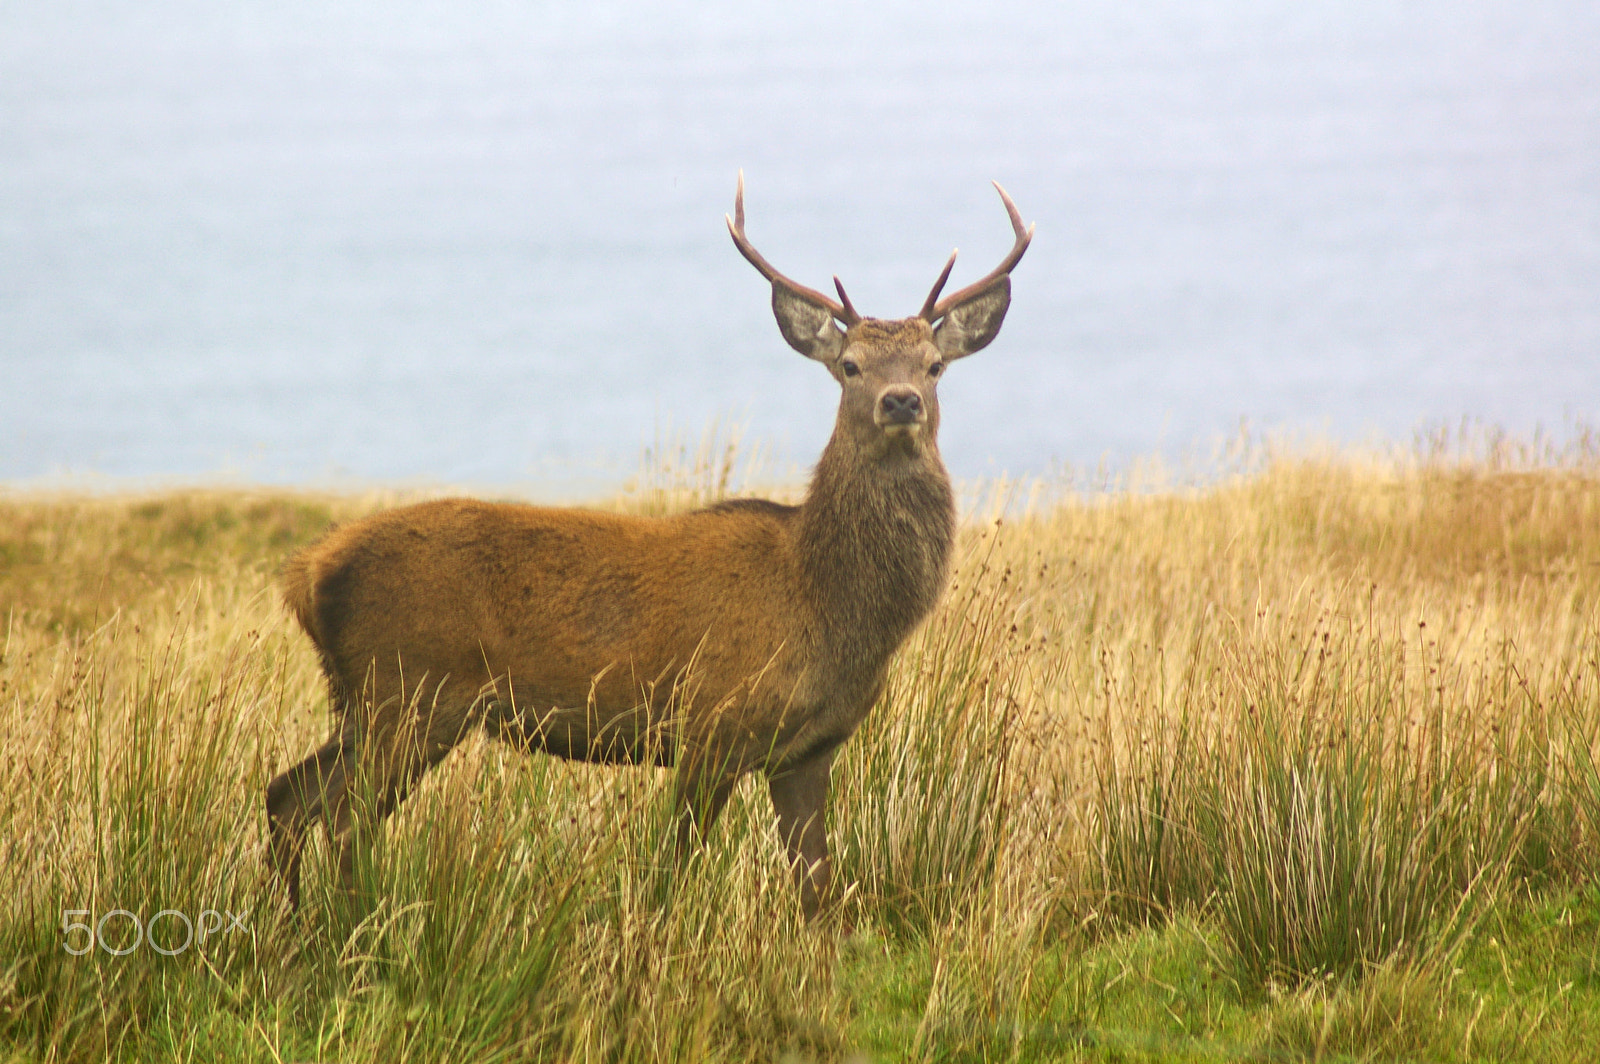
[727,172,862,326]
[917,251,959,320]
[921,182,1034,323]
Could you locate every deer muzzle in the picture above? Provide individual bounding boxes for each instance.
[876,388,926,435]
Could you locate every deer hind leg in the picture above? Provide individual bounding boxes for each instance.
[265,729,354,910]
[331,698,478,896]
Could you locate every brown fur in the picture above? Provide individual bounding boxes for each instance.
[265,183,1029,917]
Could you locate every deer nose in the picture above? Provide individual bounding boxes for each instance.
[878,389,923,425]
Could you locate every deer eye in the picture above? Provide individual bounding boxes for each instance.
[840,359,861,378]
[928,361,945,378]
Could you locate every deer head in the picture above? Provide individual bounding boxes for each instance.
[727,174,1033,458]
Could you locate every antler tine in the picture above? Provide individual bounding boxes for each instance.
[726,172,856,325]
[925,181,1035,322]
[918,249,959,320]
[833,277,860,324]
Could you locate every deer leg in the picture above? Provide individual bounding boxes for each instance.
[766,747,837,920]
[331,702,475,895]
[671,763,738,857]
[265,731,353,910]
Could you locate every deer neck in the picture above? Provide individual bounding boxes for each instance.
[796,433,957,669]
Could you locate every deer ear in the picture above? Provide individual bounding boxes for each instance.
[772,284,846,362]
[933,278,1011,360]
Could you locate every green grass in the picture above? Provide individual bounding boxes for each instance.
[4,437,1600,1060]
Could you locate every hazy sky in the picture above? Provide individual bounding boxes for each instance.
[4,1,1598,489]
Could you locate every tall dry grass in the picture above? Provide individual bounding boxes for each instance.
[1044,442,1600,983]
[2,433,1598,1059]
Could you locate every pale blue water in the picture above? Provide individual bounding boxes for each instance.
[4,0,1598,491]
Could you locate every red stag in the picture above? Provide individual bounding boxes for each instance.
[266,175,1032,916]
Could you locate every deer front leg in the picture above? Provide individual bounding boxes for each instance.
[654,759,738,911]
[766,747,837,920]
[671,762,738,856]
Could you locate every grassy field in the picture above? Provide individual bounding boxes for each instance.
[4,434,1600,1062]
